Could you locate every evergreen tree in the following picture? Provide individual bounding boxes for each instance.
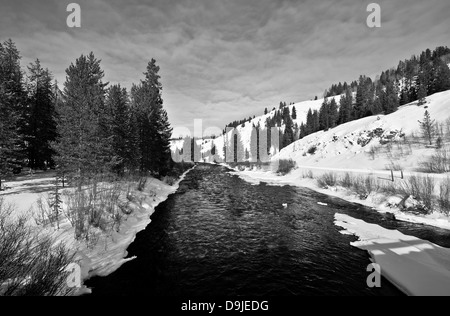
[107,84,133,175]
[431,58,450,93]
[418,110,435,145]
[292,106,297,120]
[264,108,268,115]
[328,98,338,128]
[0,39,26,188]
[417,74,428,106]
[299,123,306,139]
[384,80,399,114]
[26,59,57,169]
[132,59,172,176]
[282,116,295,149]
[52,52,114,184]
[319,98,329,130]
[338,89,353,124]
[312,110,320,133]
[305,109,314,135]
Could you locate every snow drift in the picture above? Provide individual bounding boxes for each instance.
[334,213,450,296]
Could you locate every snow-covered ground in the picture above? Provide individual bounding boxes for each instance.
[170,94,343,162]
[232,166,450,230]
[216,89,450,231]
[335,213,450,296]
[222,89,450,296]
[275,90,450,172]
[0,168,194,294]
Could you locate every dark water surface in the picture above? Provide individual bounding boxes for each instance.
[86,164,450,296]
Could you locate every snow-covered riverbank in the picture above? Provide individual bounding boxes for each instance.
[335,213,450,296]
[231,166,450,231]
[0,167,194,295]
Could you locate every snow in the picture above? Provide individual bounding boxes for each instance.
[222,89,450,231]
[171,95,343,162]
[334,213,450,296]
[0,167,194,295]
[275,90,450,172]
[233,166,450,231]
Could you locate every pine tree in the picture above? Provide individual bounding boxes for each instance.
[292,106,297,120]
[0,39,26,189]
[418,110,435,145]
[299,123,306,139]
[319,99,329,130]
[282,116,295,149]
[132,59,173,176]
[26,59,57,169]
[49,177,63,229]
[264,108,268,115]
[354,76,366,119]
[328,99,338,128]
[432,59,450,93]
[107,84,133,175]
[52,52,114,185]
[417,77,427,106]
[312,110,320,133]
[338,89,353,124]
[384,81,399,114]
[305,109,314,135]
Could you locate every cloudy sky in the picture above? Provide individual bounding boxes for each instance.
[1,0,449,137]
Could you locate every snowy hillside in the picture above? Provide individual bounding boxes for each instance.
[171,95,343,162]
[275,90,450,172]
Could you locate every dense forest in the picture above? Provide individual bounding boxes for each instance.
[0,39,173,189]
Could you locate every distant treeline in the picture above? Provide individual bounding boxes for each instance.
[221,46,450,151]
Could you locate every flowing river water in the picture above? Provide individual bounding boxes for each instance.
[86,164,450,296]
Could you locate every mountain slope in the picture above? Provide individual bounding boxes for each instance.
[275,89,450,172]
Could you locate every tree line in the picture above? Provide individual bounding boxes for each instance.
[0,39,173,189]
[220,45,450,153]
[299,46,450,140]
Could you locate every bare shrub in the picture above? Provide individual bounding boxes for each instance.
[307,146,317,155]
[386,161,403,171]
[63,189,90,240]
[96,182,127,232]
[399,176,435,214]
[33,183,63,229]
[439,178,450,216]
[445,117,450,141]
[301,170,314,179]
[162,175,177,186]
[276,159,297,175]
[420,146,450,173]
[340,173,353,189]
[367,146,378,160]
[137,177,147,191]
[63,180,129,240]
[317,173,337,188]
[0,198,74,296]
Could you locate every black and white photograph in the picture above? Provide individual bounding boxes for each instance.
[1,0,450,302]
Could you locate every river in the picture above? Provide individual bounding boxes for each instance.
[86,164,450,296]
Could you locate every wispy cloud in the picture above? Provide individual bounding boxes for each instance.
[1,0,449,136]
